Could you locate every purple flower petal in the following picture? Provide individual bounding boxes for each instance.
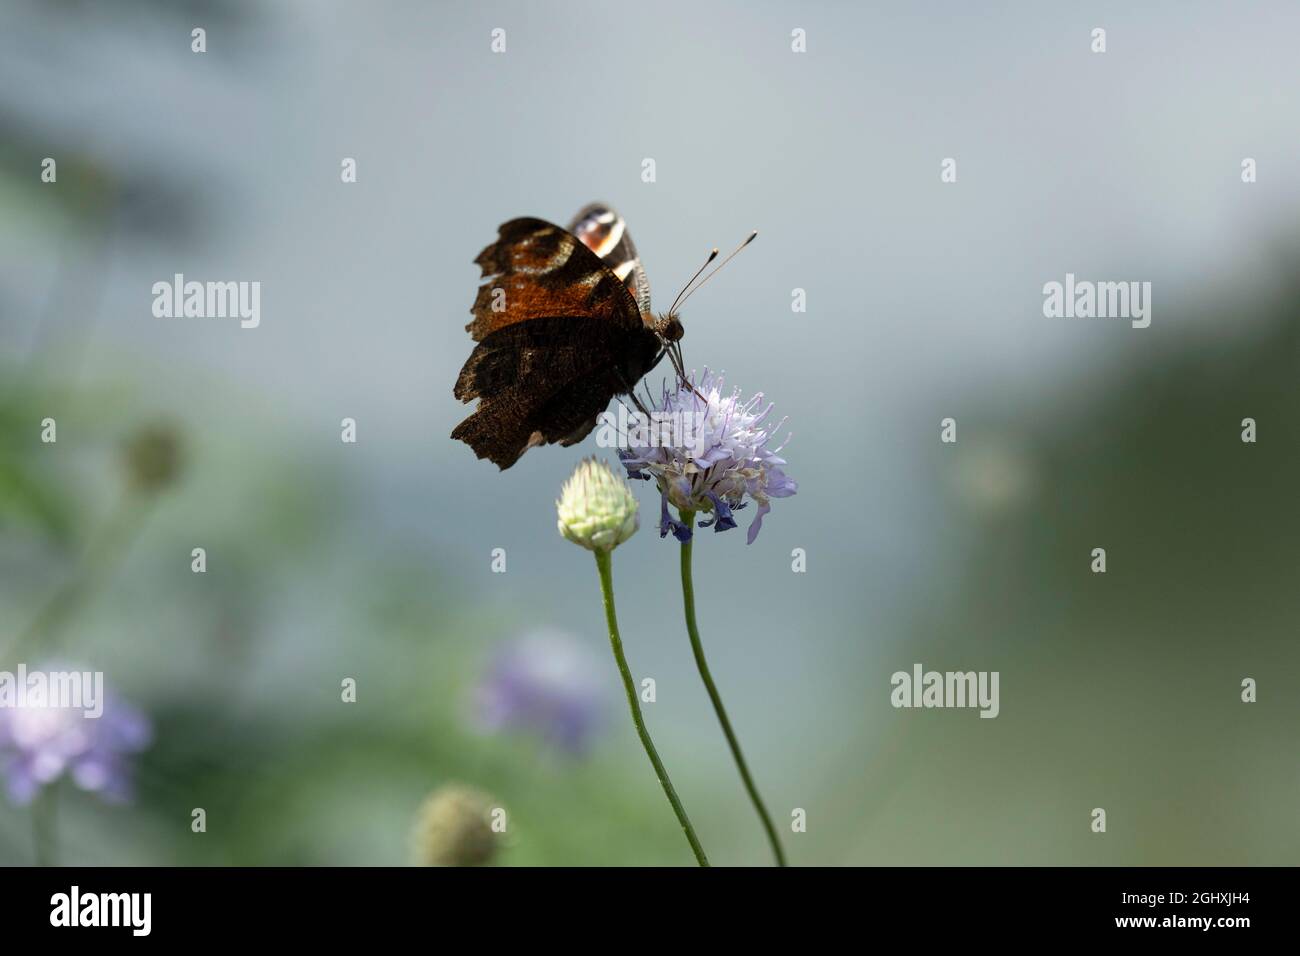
[659,492,693,541]
[703,491,737,532]
[746,500,772,545]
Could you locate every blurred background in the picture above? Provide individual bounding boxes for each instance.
[1,0,1298,865]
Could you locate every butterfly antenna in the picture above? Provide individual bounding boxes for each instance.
[674,230,757,310]
[668,248,718,316]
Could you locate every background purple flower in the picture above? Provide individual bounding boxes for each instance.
[0,675,152,805]
[471,630,609,756]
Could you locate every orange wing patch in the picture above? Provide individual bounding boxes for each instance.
[466,217,642,342]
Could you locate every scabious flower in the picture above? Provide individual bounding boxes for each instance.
[472,629,608,756]
[619,369,796,544]
[411,783,500,867]
[0,677,152,805]
[556,458,639,552]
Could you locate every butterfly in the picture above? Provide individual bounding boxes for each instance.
[452,203,751,469]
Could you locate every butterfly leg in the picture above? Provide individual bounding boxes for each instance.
[614,367,654,418]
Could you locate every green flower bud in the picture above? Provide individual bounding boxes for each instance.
[556,458,639,552]
[411,784,499,867]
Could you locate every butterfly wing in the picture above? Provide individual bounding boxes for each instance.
[466,217,644,341]
[452,316,641,468]
[568,202,652,316]
[453,216,659,469]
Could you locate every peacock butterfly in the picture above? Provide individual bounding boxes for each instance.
[451,202,752,469]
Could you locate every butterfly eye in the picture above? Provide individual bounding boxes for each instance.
[659,316,685,342]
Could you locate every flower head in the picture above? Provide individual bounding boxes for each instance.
[619,369,796,544]
[556,457,639,552]
[0,673,152,805]
[122,422,183,494]
[472,629,608,756]
[411,783,500,867]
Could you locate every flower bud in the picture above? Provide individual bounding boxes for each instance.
[556,458,639,552]
[411,784,499,867]
[123,423,183,494]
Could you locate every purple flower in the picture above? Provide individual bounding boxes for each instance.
[619,369,797,543]
[472,630,608,756]
[0,673,152,805]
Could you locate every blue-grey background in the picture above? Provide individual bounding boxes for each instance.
[1,0,1297,864]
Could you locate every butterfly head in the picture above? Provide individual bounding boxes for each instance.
[655,312,685,343]
[650,311,689,388]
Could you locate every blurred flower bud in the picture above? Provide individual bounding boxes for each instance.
[556,458,639,552]
[123,423,183,494]
[411,784,499,867]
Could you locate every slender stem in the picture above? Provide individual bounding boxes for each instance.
[594,550,709,866]
[32,786,58,867]
[1,495,150,664]
[678,510,788,866]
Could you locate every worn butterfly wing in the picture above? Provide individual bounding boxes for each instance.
[464,217,645,341]
[452,213,662,469]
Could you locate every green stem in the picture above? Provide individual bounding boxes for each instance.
[32,786,57,867]
[1,495,150,665]
[594,549,709,866]
[679,510,788,866]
